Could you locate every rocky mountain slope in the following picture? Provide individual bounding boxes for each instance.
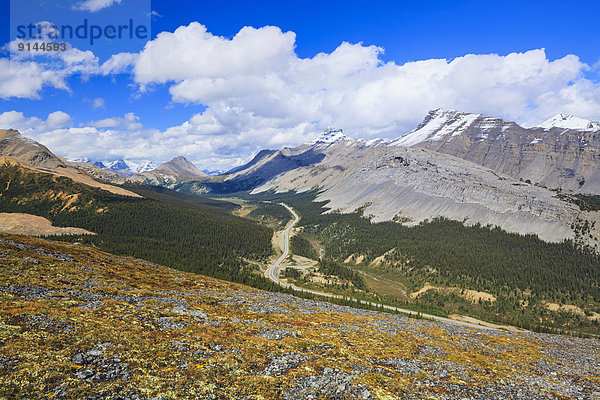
[1,233,598,399]
[226,128,589,243]
[390,109,600,194]
[132,156,208,186]
[0,130,137,196]
[0,129,65,169]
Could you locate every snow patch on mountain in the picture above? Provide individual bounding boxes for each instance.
[537,114,600,131]
[389,109,481,147]
[310,127,351,146]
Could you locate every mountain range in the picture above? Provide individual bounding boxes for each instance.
[220,112,600,243]
[2,110,600,245]
[72,157,157,177]
[391,109,600,194]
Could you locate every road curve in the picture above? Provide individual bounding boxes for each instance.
[266,203,300,286]
[265,203,504,331]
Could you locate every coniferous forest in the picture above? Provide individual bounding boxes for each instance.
[242,190,600,333]
[0,165,276,289]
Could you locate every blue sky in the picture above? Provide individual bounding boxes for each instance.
[1,0,599,169]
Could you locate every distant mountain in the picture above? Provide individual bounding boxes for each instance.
[389,109,600,194]
[222,126,586,243]
[202,169,225,176]
[132,156,208,186]
[73,158,157,177]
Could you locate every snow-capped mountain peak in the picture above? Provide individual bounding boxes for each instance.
[71,157,157,176]
[311,127,351,145]
[537,114,600,132]
[389,109,483,147]
[125,160,157,173]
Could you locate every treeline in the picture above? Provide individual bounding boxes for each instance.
[565,193,600,211]
[0,165,277,289]
[245,202,291,229]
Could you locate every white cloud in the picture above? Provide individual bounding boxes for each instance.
[92,98,106,109]
[85,112,142,130]
[72,0,121,12]
[0,110,72,132]
[130,23,600,142]
[0,58,68,99]
[46,111,72,128]
[0,41,101,99]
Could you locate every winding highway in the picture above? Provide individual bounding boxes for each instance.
[264,203,510,331]
[266,202,300,286]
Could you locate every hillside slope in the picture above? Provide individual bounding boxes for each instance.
[0,162,274,288]
[224,130,587,243]
[0,129,135,194]
[0,234,599,399]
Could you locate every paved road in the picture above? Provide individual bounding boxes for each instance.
[266,203,300,285]
[264,203,504,331]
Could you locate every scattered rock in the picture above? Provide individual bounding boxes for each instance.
[156,317,188,331]
[256,328,298,340]
[262,352,309,376]
[72,344,129,383]
[284,368,373,399]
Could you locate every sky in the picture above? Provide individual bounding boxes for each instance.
[1,0,600,170]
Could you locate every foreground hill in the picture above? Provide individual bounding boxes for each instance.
[0,234,598,399]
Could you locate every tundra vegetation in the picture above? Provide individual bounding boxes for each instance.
[0,234,598,399]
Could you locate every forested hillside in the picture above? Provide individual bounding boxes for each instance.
[0,164,275,288]
[241,190,600,334]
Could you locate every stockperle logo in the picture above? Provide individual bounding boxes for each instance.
[9,0,151,73]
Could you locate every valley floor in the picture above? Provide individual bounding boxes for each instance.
[0,234,599,399]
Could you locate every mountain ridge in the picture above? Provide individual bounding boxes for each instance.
[391,109,600,194]
[222,122,600,244]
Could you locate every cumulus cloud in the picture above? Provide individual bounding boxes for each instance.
[131,22,600,141]
[0,41,101,99]
[3,22,600,170]
[72,0,121,13]
[0,110,72,132]
[85,112,143,130]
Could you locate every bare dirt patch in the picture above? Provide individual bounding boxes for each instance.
[410,283,497,304]
[544,301,600,321]
[0,213,94,236]
[344,254,366,264]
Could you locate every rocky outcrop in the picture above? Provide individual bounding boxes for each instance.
[0,129,65,169]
